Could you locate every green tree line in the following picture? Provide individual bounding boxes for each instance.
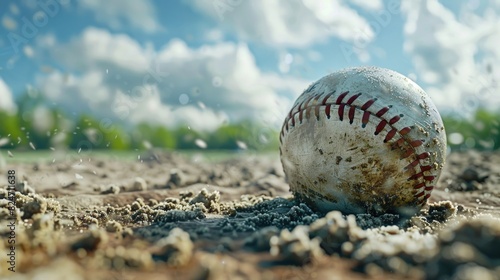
[0,94,279,151]
[442,109,500,151]
[0,93,498,151]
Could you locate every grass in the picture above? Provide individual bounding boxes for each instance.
[1,149,279,164]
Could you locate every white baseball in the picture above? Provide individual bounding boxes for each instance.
[279,67,447,215]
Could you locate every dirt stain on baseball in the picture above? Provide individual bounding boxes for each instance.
[336,156,343,165]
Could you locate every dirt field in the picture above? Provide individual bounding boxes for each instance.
[1,149,499,280]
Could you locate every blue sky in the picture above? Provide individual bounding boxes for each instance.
[0,0,499,131]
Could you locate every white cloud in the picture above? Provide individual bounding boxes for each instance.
[79,0,162,33]
[401,0,500,114]
[307,50,322,62]
[205,29,225,42]
[23,45,34,57]
[187,0,377,49]
[0,79,16,113]
[37,28,310,131]
[117,88,228,131]
[36,33,56,48]
[348,0,384,12]
[52,27,151,72]
[37,70,227,131]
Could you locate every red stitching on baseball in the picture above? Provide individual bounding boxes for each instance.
[420,165,432,172]
[408,172,424,180]
[399,126,411,135]
[417,152,430,160]
[408,172,435,181]
[280,91,438,205]
[362,111,370,128]
[375,120,387,135]
[347,93,361,104]
[406,159,420,169]
[376,106,390,117]
[314,106,320,121]
[413,182,425,189]
[389,115,402,125]
[306,105,313,120]
[391,138,406,150]
[303,94,316,108]
[338,104,345,121]
[325,104,332,119]
[415,191,425,198]
[424,175,435,181]
[400,149,414,159]
[384,128,398,142]
[322,91,335,105]
[410,140,424,148]
[361,98,377,110]
[336,91,349,104]
[348,106,356,124]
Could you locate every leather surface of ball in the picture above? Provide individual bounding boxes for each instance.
[279,66,447,215]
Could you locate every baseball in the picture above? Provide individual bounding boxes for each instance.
[279,67,447,215]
